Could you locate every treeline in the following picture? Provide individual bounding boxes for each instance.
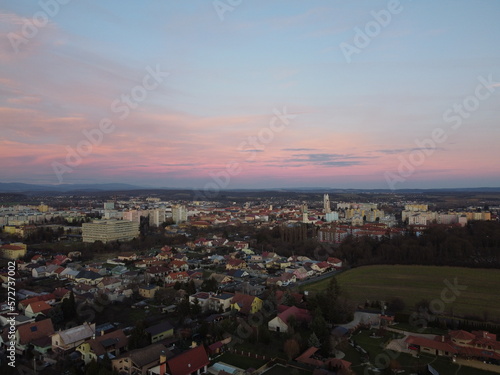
[335,221,500,268]
[253,221,500,268]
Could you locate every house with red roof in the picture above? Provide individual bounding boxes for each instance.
[296,347,351,374]
[165,271,189,285]
[230,293,263,315]
[146,266,170,279]
[169,260,188,272]
[25,301,53,319]
[12,318,55,354]
[405,330,500,361]
[164,345,209,375]
[225,258,246,270]
[268,305,312,333]
[326,257,343,268]
[19,293,56,311]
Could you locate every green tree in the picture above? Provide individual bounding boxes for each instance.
[308,332,320,348]
[191,297,202,316]
[62,291,77,321]
[128,320,149,350]
[186,279,197,295]
[310,308,327,339]
[200,277,218,292]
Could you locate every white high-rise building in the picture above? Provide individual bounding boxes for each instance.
[323,194,331,213]
[148,208,166,226]
[82,220,140,243]
[171,204,188,224]
[104,201,115,210]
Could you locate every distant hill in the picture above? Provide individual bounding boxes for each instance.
[0,182,147,193]
[0,182,499,194]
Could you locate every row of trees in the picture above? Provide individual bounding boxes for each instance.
[253,221,500,267]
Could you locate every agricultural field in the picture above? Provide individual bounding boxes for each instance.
[302,265,500,321]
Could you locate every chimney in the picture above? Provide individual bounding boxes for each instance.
[441,335,444,342]
[160,350,167,364]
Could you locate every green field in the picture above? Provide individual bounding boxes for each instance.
[302,265,500,321]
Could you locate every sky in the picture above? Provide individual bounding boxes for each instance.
[1,0,500,190]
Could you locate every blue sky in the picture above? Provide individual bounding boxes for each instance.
[1,0,499,189]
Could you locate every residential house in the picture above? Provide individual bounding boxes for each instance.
[73,283,99,295]
[164,345,209,375]
[310,261,330,273]
[97,277,123,291]
[117,253,138,261]
[139,284,160,299]
[111,343,172,375]
[225,259,246,270]
[291,267,309,280]
[59,267,80,280]
[13,318,54,354]
[226,269,249,279]
[405,330,500,361]
[25,301,52,319]
[147,345,210,375]
[52,287,71,300]
[32,266,47,278]
[19,293,56,311]
[189,292,212,312]
[230,293,263,315]
[326,257,343,268]
[268,305,312,333]
[207,293,234,313]
[207,255,225,264]
[165,271,189,285]
[111,265,129,276]
[210,273,232,284]
[145,321,174,343]
[295,347,352,373]
[51,322,96,353]
[76,329,128,364]
[169,260,188,272]
[75,270,104,285]
[146,266,170,280]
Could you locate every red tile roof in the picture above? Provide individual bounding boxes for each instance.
[405,336,457,354]
[167,346,209,375]
[17,319,55,345]
[27,301,52,314]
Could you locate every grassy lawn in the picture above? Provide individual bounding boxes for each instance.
[345,329,496,375]
[391,322,448,335]
[301,265,500,321]
[262,364,312,375]
[215,352,268,369]
[233,332,289,360]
